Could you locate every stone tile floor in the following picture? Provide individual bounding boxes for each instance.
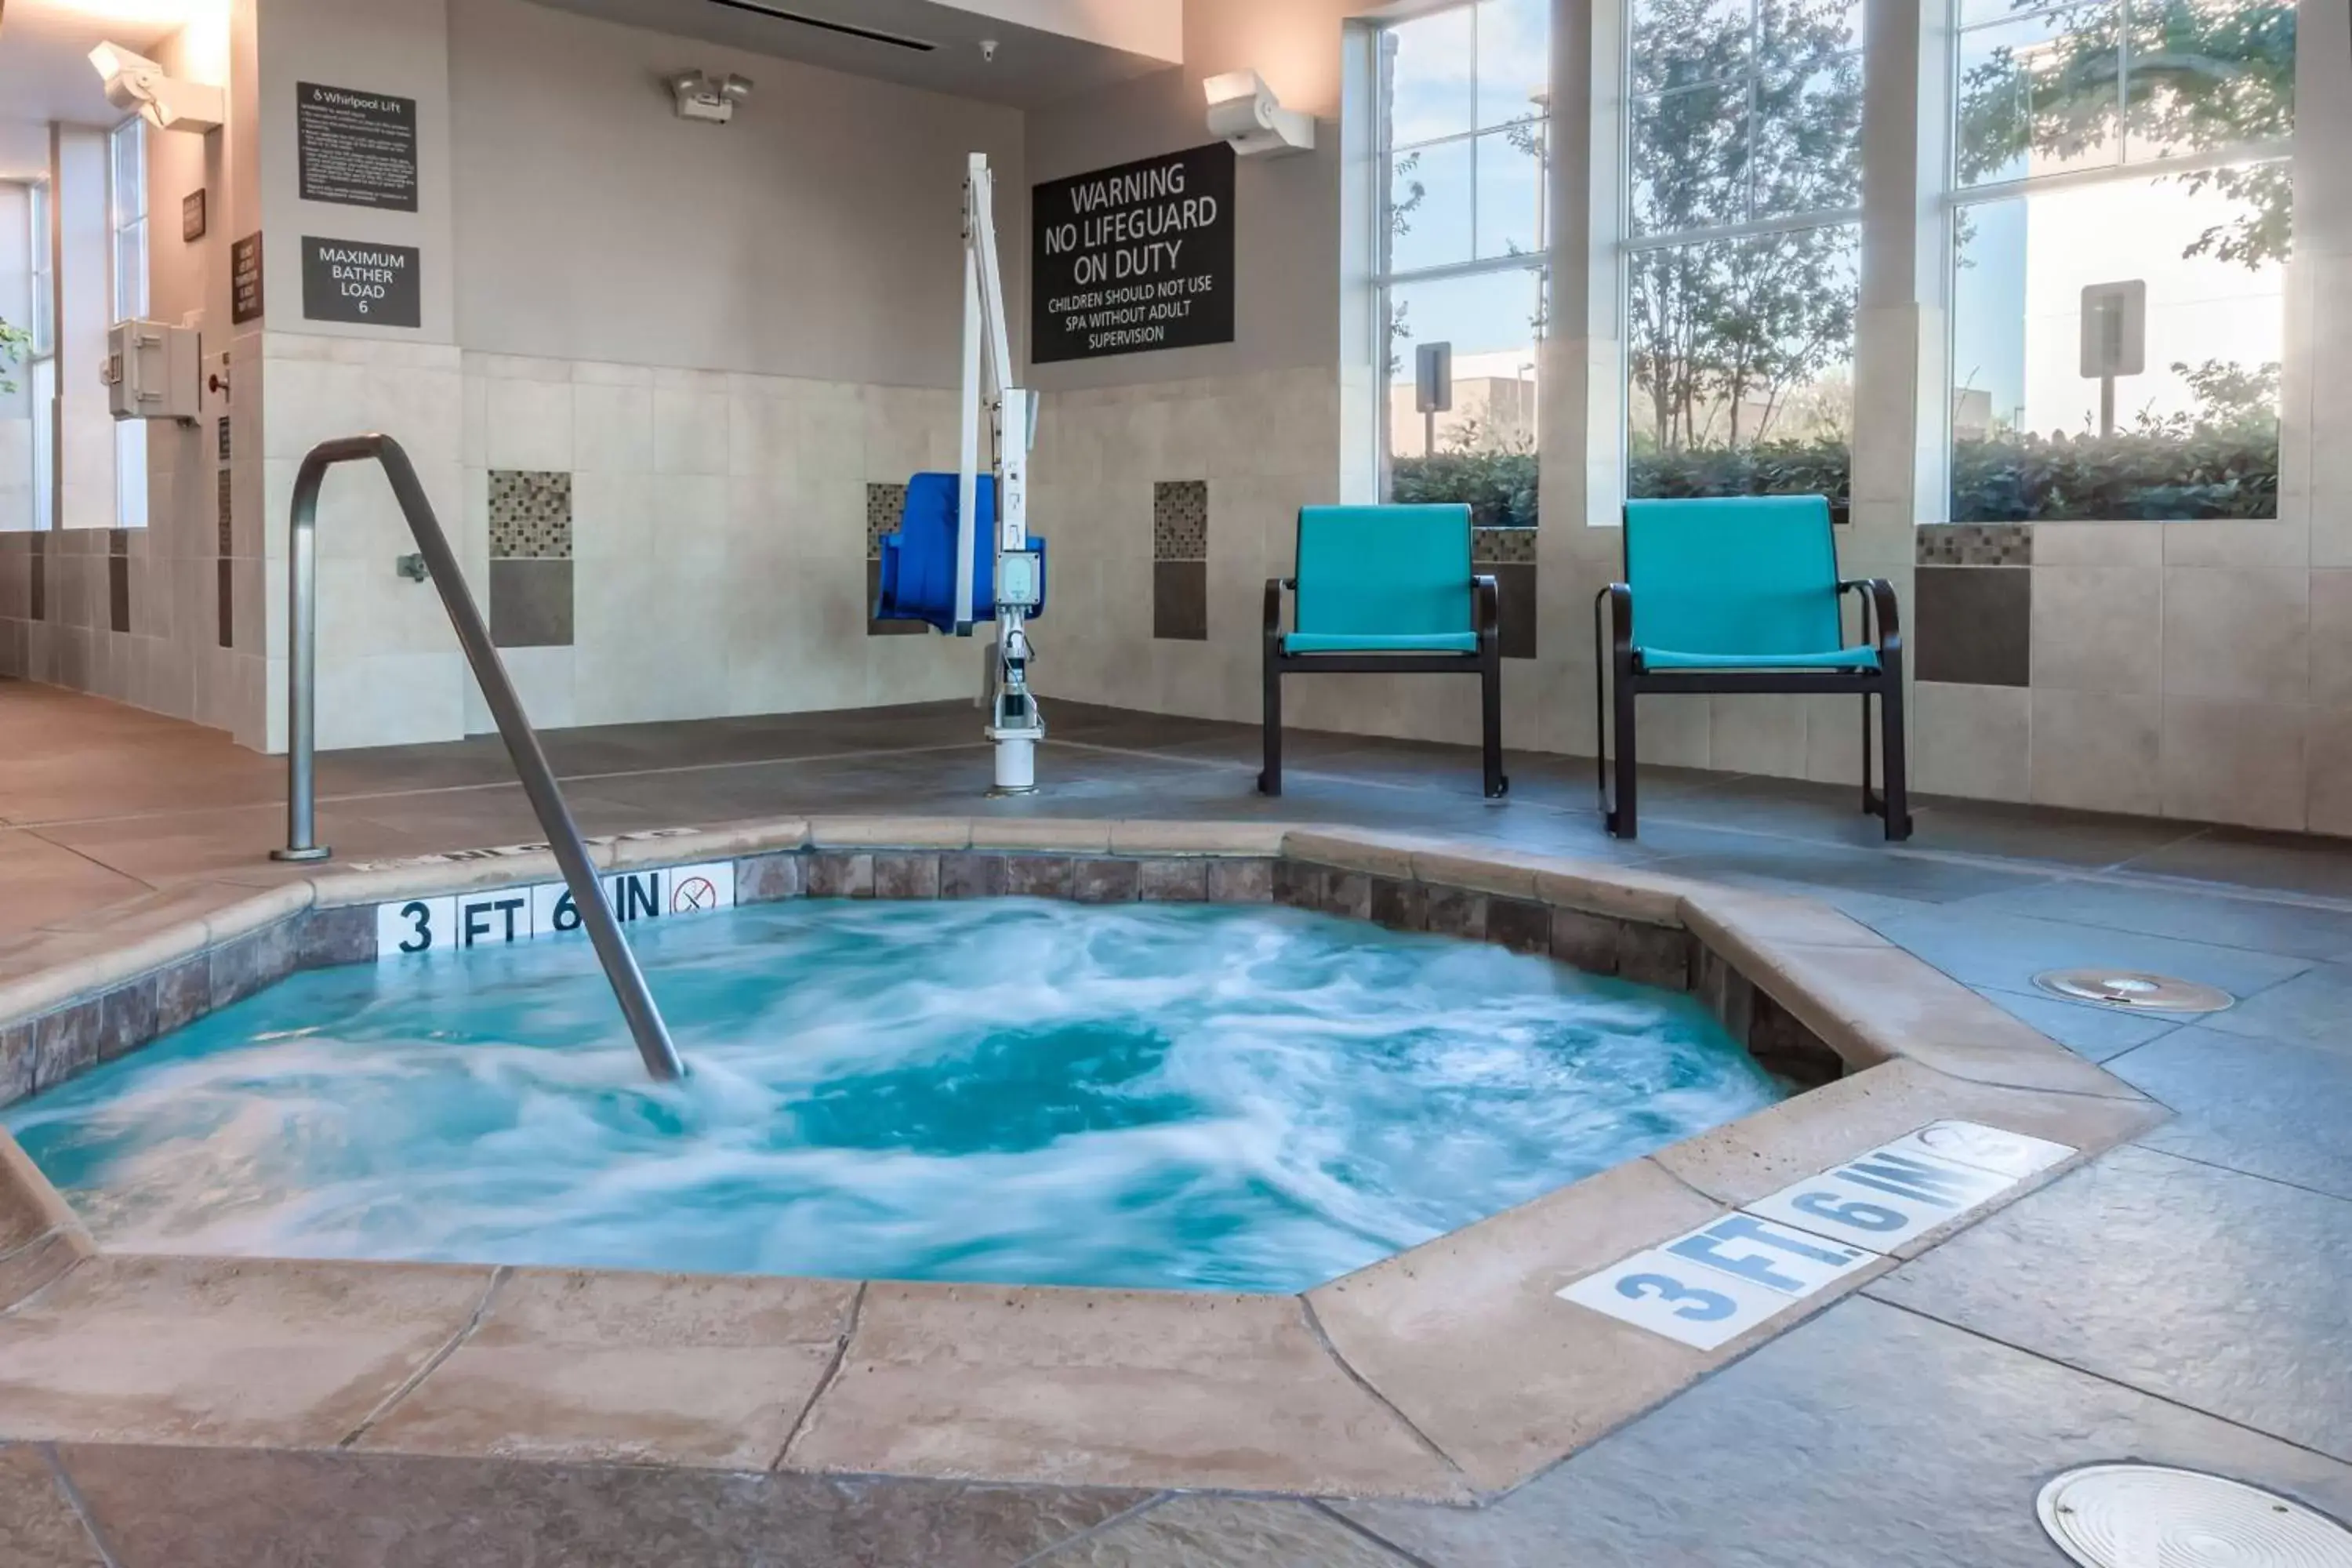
[3,679,2351,1564]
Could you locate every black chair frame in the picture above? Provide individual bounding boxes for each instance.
[1260,575,1509,800]
[1593,576,1912,841]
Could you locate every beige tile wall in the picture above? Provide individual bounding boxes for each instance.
[1951,522,2341,833]
[452,351,977,739]
[1,331,986,754]
[1028,366,1475,741]
[0,336,243,743]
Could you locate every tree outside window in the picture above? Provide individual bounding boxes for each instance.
[1624,0,1864,505]
[1947,0,2294,521]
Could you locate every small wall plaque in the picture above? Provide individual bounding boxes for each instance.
[231,233,264,325]
[182,188,207,242]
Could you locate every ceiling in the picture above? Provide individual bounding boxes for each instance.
[0,0,204,142]
[522,0,1181,108]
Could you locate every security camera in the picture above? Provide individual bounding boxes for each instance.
[666,69,753,124]
[89,42,224,134]
[1203,70,1313,158]
[980,38,999,64]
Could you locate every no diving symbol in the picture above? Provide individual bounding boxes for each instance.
[672,877,719,914]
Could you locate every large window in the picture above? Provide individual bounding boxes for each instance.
[1376,0,1550,527]
[1624,0,1864,503]
[1947,0,2294,520]
[110,115,148,530]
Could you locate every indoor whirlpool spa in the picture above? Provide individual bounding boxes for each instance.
[5,896,1788,1294]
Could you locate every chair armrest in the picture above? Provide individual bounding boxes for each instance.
[1598,583,1634,653]
[1472,574,1500,637]
[1838,577,1901,655]
[1264,577,1294,637]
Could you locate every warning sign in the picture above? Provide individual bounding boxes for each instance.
[1032,143,1235,364]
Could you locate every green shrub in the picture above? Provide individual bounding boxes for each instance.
[1392,429,2279,524]
[1628,441,1853,506]
[1947,428,2277,521]
[1389,447,1539,528]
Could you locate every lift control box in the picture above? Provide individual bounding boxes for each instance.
[996,550,1044,611]
[102,318,201,422]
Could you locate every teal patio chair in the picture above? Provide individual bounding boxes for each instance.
[1261,503,1507,798]
[1598,495,1909,840]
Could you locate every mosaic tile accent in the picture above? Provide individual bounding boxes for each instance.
[1916,522,2031,566]
[1154,480,1208,561]
[866,483,908,562]
[1473,526,1537,566]
[488,470,572,561]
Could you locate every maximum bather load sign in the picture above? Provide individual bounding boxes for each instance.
[1032,143,1236,364]
[301,237,421,328]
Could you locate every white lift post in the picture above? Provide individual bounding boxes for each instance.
[957,153,1046,794]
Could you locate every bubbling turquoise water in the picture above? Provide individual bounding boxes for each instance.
[7,899,1787,1293]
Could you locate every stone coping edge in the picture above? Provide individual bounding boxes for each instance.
[0,1055,2164,1498]
[0,816,2159,1501]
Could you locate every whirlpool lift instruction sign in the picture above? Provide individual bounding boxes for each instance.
[298,82,419,211]
[1033,143,1235,364]
[302,238,421,328]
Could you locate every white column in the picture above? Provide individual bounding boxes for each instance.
[1853,0,1946,537]
[2296,0,2352,831]
[1536,0,1640,760]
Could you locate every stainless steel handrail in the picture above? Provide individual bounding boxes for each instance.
[270,434,686,1083]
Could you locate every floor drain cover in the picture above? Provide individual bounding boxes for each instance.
[2032,968,2234,1013]
[2038,1465,2352,1567]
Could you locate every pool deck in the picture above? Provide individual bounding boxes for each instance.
[3,681,2352,1564]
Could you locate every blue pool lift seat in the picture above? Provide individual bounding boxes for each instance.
[1261,503,1505,799]
[874,473,1046,633]
[1599,494,1909,840]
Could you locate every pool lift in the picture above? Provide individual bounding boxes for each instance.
[960,152,1047,793]
[876,153,1047,793]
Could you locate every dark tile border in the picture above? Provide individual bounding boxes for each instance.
[722,847,1833,1085]
[0,850,1837,1112]
[2,913,314,1107]
[1915,564,2031,688]
[732,851,1287,912]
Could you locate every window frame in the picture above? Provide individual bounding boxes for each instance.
[27,179,55,359]
[108,114,148,531]
[26,180,56,533]
[1371,0,1553,508]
